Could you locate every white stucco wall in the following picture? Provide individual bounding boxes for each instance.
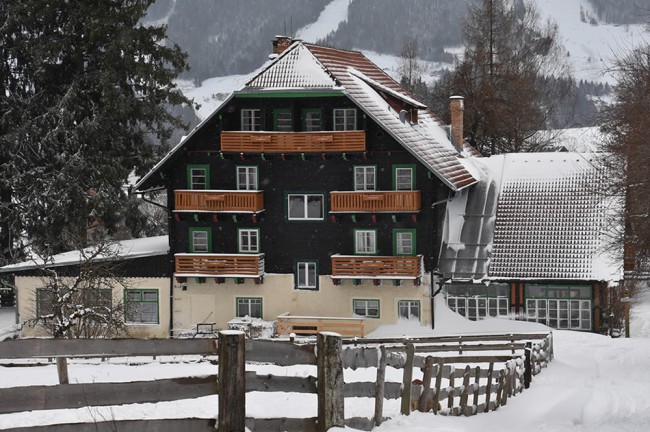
[16,276,170,339]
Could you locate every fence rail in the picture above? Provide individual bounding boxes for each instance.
[0,331,553,431]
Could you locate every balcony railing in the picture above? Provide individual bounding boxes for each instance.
[175,190,264,213]
[175,253,265,277]
[220,131,366,153]
[331,255,422,279]
[330,191,421,213]
[276,315,365,338]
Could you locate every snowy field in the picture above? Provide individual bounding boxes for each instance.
[1,291,650,431]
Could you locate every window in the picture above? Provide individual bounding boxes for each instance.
[238,228,260,253]
[190,228,211,253]
[288,194,324,220]
[37,288,112,318]
[296,261,318,290]
[353,299,380,318]
[355,230,377,255]
[303,109,322,131]
[274,109,292,131]
[187,165,209,190]
[393,165,415,191]
[445,283,509,321]
[394,229,416,256]
[524,284,591,330]
[237,297,262,318]
[333,108,357,131]
[126,289,159,324]
[241,109,261,131]
[398,300,420,320]
[237,166,258,190]
[36,288,55,317]
[354,166,376,191]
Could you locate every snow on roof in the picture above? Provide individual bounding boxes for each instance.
[135,41,477,192]
[531,127,605,153]
[0,236,169,273]
[439,153,622,282]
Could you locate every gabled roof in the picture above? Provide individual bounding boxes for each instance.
[439,153,622,282]
[135,41,477,192]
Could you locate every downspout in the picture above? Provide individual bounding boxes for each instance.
[430,193,455,330]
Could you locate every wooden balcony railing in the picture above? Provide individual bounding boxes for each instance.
[175,253,265,277]
[330,191,421,212]
[220,131,366,153]
[331,255,422,279]
[175,190,264,213]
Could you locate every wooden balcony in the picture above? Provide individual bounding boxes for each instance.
[220,131,366,153]
[175,253,265,277]
[174,190,264,213]
[276,315,365,338]
[330,191,421,213]
[331,255,423,279]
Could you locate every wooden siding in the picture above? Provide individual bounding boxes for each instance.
[331,255,422,278]
[277,316,365,337]
[330,191,421,212]
[220,131,366,153]
[175,253,264,277]
[175,190,264,213]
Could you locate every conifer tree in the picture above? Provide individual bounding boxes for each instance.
[0,0,190,256]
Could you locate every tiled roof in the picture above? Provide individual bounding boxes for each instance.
[243,42,477,191]
[439,153,622,282]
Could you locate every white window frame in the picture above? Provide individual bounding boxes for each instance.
[274,109,292,131]
[189,166,208,190]
[354,166,376,191]
[241,109,261,131]
[395,167,414,191]
[238,228,260,253]
[288,194,324,220]
[296,261,318,290]
[191,229,210,253]
[398,300,420,320]
[355,230,377,255]
[304,110,322,131]
[236,297,262,318]
[237,166,258,191]
[395,231,414,255]
[353,299,380,318]
[333,108,357,131]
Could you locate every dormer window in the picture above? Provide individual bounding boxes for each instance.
[333,108,356,131]
[241,109,261,131]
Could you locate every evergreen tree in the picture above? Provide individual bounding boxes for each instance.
[0,0,190,255]
[448,0,572,155]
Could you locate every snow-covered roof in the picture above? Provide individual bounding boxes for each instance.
[0,236,169,273]
[439,153,622,282]
[531,127,605,153]
[135,41,477,193]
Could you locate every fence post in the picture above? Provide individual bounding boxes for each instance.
[433,358,443,415]
[417,356,435,412]
[524,342,532,389]
[218,330,246,432]
[472,365,481,412]
[374,345,387,426]
[56,357,69,385]
[400,343,415,416]
[460,365,470,415]
[317,332,344,432]
[484,362,494,412]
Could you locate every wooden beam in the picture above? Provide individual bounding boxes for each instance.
[317,332,344,432]
[218,331,246,432]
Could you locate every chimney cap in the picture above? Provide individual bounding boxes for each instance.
[449,95,464,100]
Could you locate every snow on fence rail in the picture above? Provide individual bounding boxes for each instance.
[0,331,553,431]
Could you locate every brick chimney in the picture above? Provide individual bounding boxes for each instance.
[449,95,464,148]
[272,35,293,55]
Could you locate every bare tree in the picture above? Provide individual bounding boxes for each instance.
[450,0,573,155]
[25,240,132,338]
[599,44,650,278]
[398,36,425,92]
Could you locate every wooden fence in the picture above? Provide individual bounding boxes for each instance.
[0,331,553,431]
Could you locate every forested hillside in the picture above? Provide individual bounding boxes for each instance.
[586,0,650,24]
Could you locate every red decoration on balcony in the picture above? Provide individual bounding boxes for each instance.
[322,153,327,160]
[330,215,337,223]
[252,214,257,223]
[212,214,219,222]
[371,214,377,223]
[240,152,245,160]
[174,213,181,222]
[363,151,368,160]
[332,278,341,286]
[281,153,286,161]
[411,214,417,223]
[373,279,381,286]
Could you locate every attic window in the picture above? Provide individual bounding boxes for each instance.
[241,109,261,131]
[333,108,356,131]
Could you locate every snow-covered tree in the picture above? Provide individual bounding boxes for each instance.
[26,240,132,339]
[0,0,191,256]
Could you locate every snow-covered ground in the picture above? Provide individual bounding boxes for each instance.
[1,291,650,430]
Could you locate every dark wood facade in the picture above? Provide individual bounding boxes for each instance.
[165,94,451,280]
